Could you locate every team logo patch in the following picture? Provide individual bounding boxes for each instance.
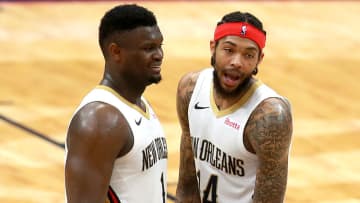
[241,25,247,35]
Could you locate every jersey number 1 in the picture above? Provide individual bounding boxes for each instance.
[160,172,165,203]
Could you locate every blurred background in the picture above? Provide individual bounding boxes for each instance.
[0,0,359,202]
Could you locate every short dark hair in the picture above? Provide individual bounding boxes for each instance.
[98,4,157,56]
[217,11,266,35]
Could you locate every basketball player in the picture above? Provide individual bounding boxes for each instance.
[65,4,168,203]
[176,11,293,203]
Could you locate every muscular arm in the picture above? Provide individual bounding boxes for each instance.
[176,72,201,203]
[245,98,293,203]
[65,102,132,203]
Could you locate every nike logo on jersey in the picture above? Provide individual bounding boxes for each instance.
[135,117,142,125]
[194,102,209,110]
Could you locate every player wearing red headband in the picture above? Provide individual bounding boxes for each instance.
[176,11,293,203]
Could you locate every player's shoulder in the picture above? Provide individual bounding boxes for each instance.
[255,96,292,124]
[262,96,291,111]
[69,101,128,138]
[67,101,132,157]
[177,69,205,92]
[176,70,202,101]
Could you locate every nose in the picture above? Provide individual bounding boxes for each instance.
[231,54,243,68]
[153,47,163,61]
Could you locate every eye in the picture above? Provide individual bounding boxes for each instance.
[144,46,155,51]
[223,48,233,53]
[144,43,163,52]
[245,53,255,59]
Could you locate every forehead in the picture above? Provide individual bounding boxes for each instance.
[218,35,259,52]
[117,25,163,46]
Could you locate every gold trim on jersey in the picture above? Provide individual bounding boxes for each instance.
[96,85,150,119]
[210,80,262,118]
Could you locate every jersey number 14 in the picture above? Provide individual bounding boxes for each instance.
[197,171,218,203]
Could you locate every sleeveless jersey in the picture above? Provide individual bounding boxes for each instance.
[188,68,283,203]
[65,85,168,203]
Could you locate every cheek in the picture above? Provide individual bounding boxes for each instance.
[131,53,149,65]
[214,52,229,66]
[245,61,256,68]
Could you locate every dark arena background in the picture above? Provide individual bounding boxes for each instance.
[0,0,359,202]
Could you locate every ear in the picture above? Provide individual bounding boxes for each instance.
[108,42,122,62]
[210,40,216,56]
[257,51,265,65]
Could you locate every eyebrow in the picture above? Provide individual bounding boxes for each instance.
[222,41,258,52]
[223,41,237,47]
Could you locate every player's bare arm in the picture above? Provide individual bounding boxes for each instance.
[176,72,201,203]
[65,102,132,203]
[245,98,293,203]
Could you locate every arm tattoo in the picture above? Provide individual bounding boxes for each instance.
[176,73,197,131]
[246,98,293,203]
[176,73,201,203]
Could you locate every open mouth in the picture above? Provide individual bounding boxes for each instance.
[223,72,241,87]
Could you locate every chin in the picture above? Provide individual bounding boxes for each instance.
[220,86,240,96]
[149,75,162,84]
[223,86,238,94]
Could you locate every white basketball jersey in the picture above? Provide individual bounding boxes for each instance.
[65,85,167,203]
[188,68,282,203]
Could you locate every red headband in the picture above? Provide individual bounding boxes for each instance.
[214,22,266,49]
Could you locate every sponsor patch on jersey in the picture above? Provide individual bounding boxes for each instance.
[224,117,240,130]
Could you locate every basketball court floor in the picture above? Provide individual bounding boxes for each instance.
[0,1,359,202]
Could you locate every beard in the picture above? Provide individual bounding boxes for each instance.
[212,69,252,98]
[211,53,252,98]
